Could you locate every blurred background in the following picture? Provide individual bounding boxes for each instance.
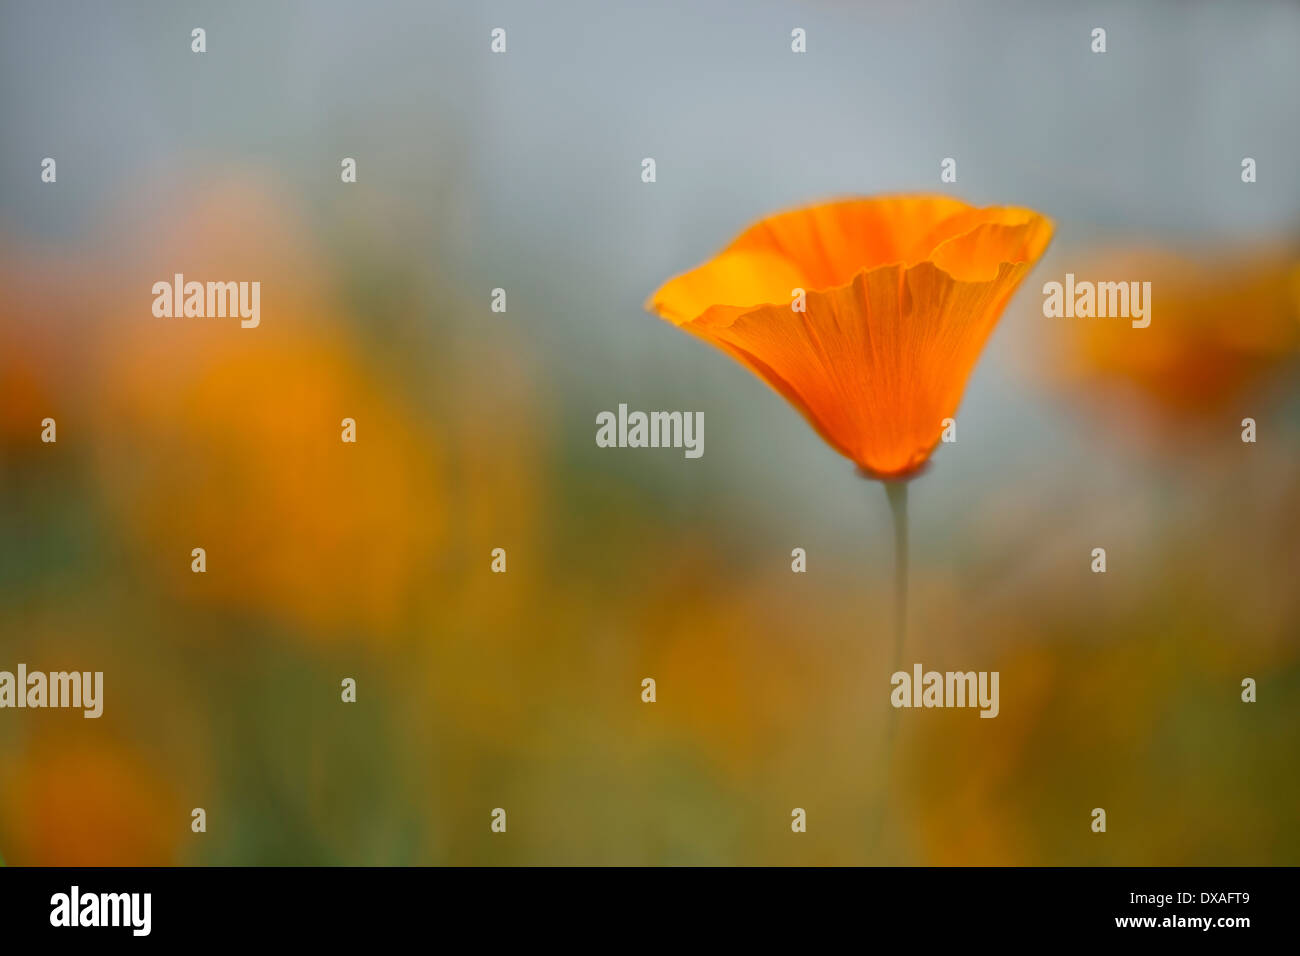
[1,0,1298,865]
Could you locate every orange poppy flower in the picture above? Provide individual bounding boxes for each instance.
[647,196,1053,478]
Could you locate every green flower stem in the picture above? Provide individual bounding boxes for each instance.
[870,477,910,860]
[884,479,909,674]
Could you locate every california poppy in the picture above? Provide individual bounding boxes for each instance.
[648,195,1052,855]
[648,195,1052,658]
[648,196,1053,478]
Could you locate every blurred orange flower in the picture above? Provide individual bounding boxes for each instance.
[87,177,444,641]
[647,196,1053,477]
[1059,246,1300,418]
[1,735,181,865]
